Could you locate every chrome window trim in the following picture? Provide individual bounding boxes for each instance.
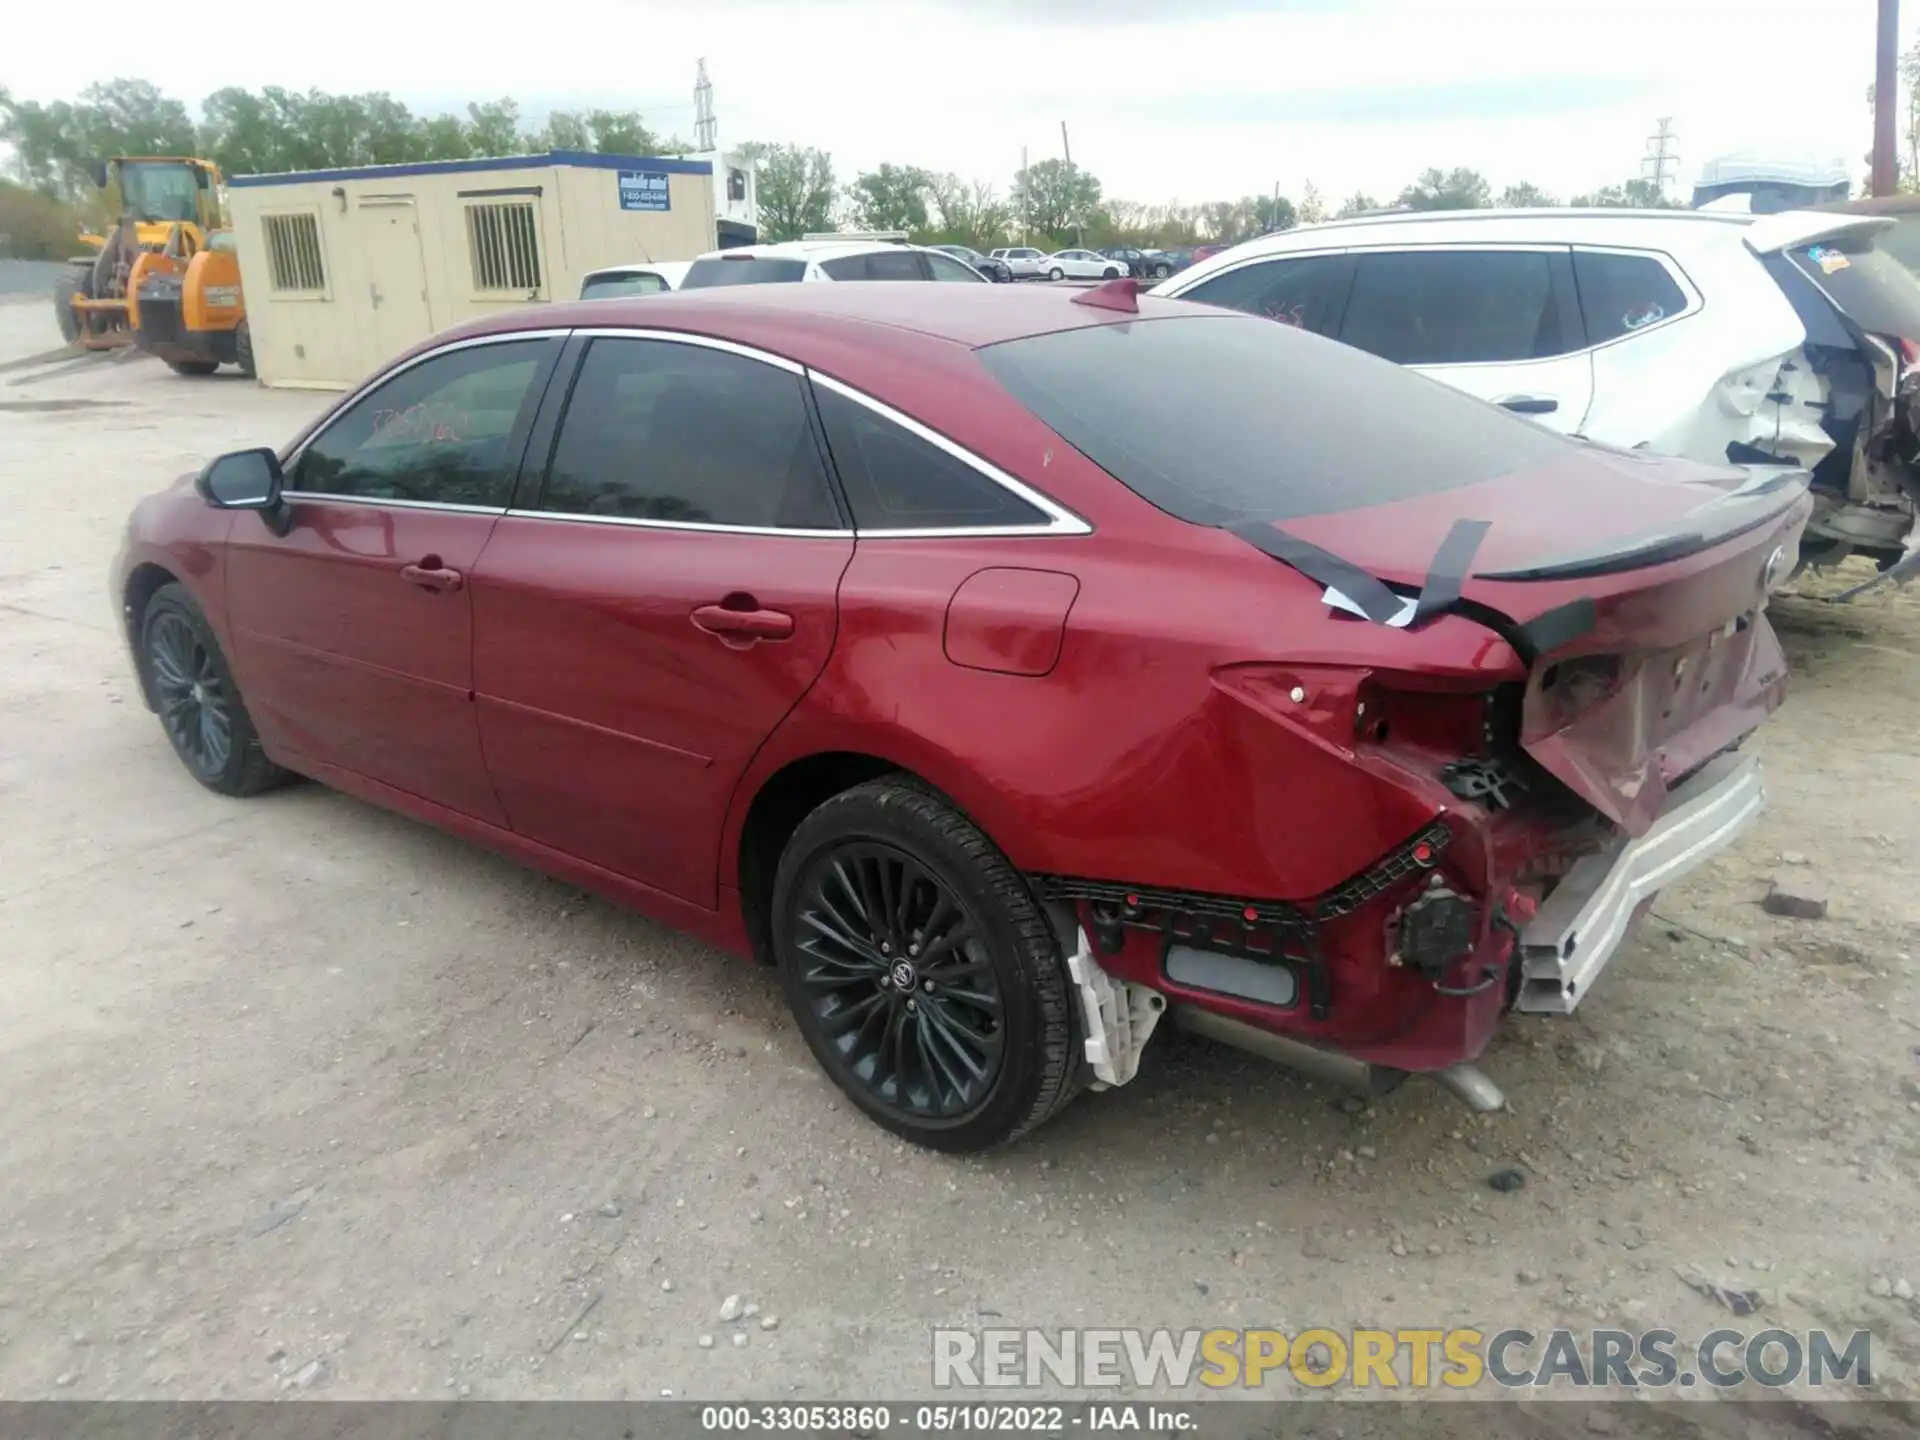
[280,492,508,515]
[501,509,848,539]
[808,370,1093,538]
[565,326,806,375]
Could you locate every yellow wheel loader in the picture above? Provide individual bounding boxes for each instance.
[54,156,253,377]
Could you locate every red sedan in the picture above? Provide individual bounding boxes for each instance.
[115,281,1807,1150]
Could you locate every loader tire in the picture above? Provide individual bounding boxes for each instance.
[53,264,89,345]
[234,319,256,379]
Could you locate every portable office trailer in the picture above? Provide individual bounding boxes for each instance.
[227,150,717,388]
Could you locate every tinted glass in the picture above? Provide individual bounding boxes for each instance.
[580,272,667,299]
[865,250,927,281]
[1571,251,1688,345]
[977,313,1571,525]
[1342,250,1566,365]
[540,339,840,529]
[926,252,986,283]
[1789,232,1920,341]
[813,386,1049,531]
[293,340,548,506]
[1874,215,1920,273]
[1182,254,1353,334]
[820,255,869,281]
[681,256,808,287]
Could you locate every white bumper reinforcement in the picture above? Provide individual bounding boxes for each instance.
[1516,752,1766,1015]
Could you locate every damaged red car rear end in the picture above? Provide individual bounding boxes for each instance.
[971,297,1807,1115]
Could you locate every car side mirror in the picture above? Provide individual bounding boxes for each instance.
[196,448,291,535]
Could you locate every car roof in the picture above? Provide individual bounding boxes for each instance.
[695,239,927,262]
[1166,205,1895,279]
[442,279,1211,354]
[583,260,692,280]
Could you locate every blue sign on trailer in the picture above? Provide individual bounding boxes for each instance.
[618,171,672,212]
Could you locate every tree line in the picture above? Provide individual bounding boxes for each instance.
[2,77,1679,261]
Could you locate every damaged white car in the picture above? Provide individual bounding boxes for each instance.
[1156,207,1920,595]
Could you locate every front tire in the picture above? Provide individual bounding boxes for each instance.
[1102,267,1120,279]
[53,264,88,345]
[140,583,289,797]
[235,319,256,379]
[165,358,219,376]
[771,778,1082,1152]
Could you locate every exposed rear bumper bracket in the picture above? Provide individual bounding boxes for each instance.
[1516,752,1765,1014]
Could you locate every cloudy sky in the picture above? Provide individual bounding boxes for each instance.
[6,0,1912,205]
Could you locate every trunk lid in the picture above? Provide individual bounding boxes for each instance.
[1277,445,1810,834]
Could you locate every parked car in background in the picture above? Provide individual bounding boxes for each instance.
[579,261,693,299]
[931,244,1013,282]
[1159,206,1920,589]
[118,282,1803,1149]
[680,239,988,286]
[1042,249,1124,281]
[990,246,1047,279]
[1099,247,1175,280]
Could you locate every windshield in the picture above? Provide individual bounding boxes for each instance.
[1788,232,1920,341]
[117,161,201,223]
[681,256,808,288]
[976,312,1572,525]
[581,272,667,299]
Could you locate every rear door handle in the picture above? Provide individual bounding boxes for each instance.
[691,602,794,643]
[1496,395,1559,415]
[401,560,464,593]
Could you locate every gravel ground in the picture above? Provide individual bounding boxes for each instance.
[0,296,1916,1415]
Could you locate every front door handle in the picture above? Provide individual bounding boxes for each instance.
[1496,394,1559,415]
[691,602,794,643]
[401,559,464,593]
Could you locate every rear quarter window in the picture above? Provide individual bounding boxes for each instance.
[1571,251,1689,344]
[977,312,1571,525]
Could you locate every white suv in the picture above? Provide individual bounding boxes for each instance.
[1156,208,1920,586]
[679,239,987,287]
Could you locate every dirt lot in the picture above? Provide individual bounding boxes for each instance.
[1,296,1917,1411]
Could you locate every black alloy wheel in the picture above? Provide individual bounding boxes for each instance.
[793,842,1005,1122]
[148,608,233,781]
[772,778,1082,1151]
[139,582,289,796]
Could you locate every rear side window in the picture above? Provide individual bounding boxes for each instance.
[813,384,1048,531]
[680,256,808,288]
[538,338,841,529]
[1180,254,1353,335]
[1788,232,1920,342]
[978,313,1572,525]
[1571,251,1689,344]
[1341,249,1572,365]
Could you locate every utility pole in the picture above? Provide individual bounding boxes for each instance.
[1061,122,1082,248]
[693,58,717,152]
[1874,0,1901,196]
[1020,145,1029,247]
[1641,117,1678,200]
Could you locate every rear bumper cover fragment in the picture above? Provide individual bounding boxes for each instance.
[1516,752,1765,1014]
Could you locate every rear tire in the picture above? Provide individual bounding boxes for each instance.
[1102,267,1120,279]
[139,583,290,797]
[235,319,256,379]
[165,358,219,376]
[771,777,1082,1152]
[53,264,88,345]
[1049,266,1065,281]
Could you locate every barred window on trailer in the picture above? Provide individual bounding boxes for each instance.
[465,201,543,294]
[261,213,326,293]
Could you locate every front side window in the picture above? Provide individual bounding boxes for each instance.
[293,339,553,506]
[537,338,841,530]
[1340,249,1571,365]
[1181,253,1354,335]
[1571,251,1689,344]
[813,384,1049,531]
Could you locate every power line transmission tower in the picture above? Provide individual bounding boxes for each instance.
[694,58,717,151]
[1641,118,1679,199]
